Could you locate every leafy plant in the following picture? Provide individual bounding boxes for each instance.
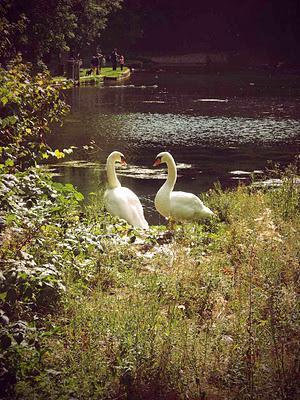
[0,168,84,398]
[0,59,71,171]
[0,0,123,63]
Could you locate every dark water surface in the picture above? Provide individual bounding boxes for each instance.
[49,70,300,223]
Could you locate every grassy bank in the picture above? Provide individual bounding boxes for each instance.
[2,163,299,399]
[80,67,130,84]
[53,67,130,85]
[1,39,299,400]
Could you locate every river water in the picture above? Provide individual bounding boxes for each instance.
[49,70,300,223]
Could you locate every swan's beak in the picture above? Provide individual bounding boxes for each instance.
[153,157,161,167]
[120,156,127,166]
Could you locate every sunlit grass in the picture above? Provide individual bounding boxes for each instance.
[53,67,130,85]
[17,167,300,400]
[80,66,130,81]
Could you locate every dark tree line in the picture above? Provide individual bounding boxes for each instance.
[1,0,299,65]
[0,0,123,65]
[102,0,300,61]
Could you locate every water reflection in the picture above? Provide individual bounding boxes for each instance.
[49,71,300,224]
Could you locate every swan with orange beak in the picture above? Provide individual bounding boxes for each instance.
[104,151,149,229]
[153,151,214,222]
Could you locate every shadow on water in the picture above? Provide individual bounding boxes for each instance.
[48,70,300,224]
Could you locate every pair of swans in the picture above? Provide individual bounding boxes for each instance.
[104,151,214,229]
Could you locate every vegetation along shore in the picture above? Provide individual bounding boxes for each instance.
[1,61,300,400]
[1,0,300,398]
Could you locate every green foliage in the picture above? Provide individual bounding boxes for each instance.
[100,1,144,51]
[2,165,297,400]
[79,66,130,84]
[0,4,27,64]
[0,0,73,63]
[265,161,300,220]
[71,0,123,52]
[0,0,123,63]
[0,59,70,171]
[0,58,299,400]
[0,167,144,398]
[0,168,84,397]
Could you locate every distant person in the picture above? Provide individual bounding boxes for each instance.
[91,55,98,75]
[111,48,119,71]
[76,52,82,68]
[119,54,125,71]
[97,50,104,73]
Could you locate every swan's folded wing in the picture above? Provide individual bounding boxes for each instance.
[104,187,148,229]
[121,188,149,228]
[170,191,213,220]
[170,191,198,220]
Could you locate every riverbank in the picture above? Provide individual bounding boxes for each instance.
[1,162,300,399]
[80,66,131,84]
[54,66,131,85]
[1,61,300,400]
[128,51,300,74]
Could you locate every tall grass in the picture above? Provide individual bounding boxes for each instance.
[16,166,300,400]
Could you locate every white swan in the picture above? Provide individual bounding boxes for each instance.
[104,151,149,229]
[153,152,214,222]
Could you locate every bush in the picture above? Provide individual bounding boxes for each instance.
[11,168,299,400]
[0,58,70,171]
[0,167,86,398]
[0,58,75,397]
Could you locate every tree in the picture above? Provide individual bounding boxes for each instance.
[99,0,144,53]
[0,2,27,64]
[0,0,123,64]
[70,0,123,53]
[0,57,70,171]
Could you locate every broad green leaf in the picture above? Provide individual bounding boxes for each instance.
[5,159,14,167]
[74,192,84,201]
[54,149,65,159]
[0,292,7,301]
[65,183,75,190]
[5,214,17,223]
[8,116,18,125]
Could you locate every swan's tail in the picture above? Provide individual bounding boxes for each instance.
[201,205,215,218]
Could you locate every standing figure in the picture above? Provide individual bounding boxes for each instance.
[119,54,125,71]
[97,50,104,73]
[91,55,99,75]
[111,48,119,71]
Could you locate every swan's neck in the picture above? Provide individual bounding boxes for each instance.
[106,158,121,189]
[155,156,177,218]
[165,157,177,190]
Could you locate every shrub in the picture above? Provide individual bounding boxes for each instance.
[0,58,70,171]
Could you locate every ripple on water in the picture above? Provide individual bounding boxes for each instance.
[110,113,300,147]
[48,162,193,180]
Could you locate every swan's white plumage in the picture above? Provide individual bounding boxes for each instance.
[104,151,149,229]
[154,152,214,222]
